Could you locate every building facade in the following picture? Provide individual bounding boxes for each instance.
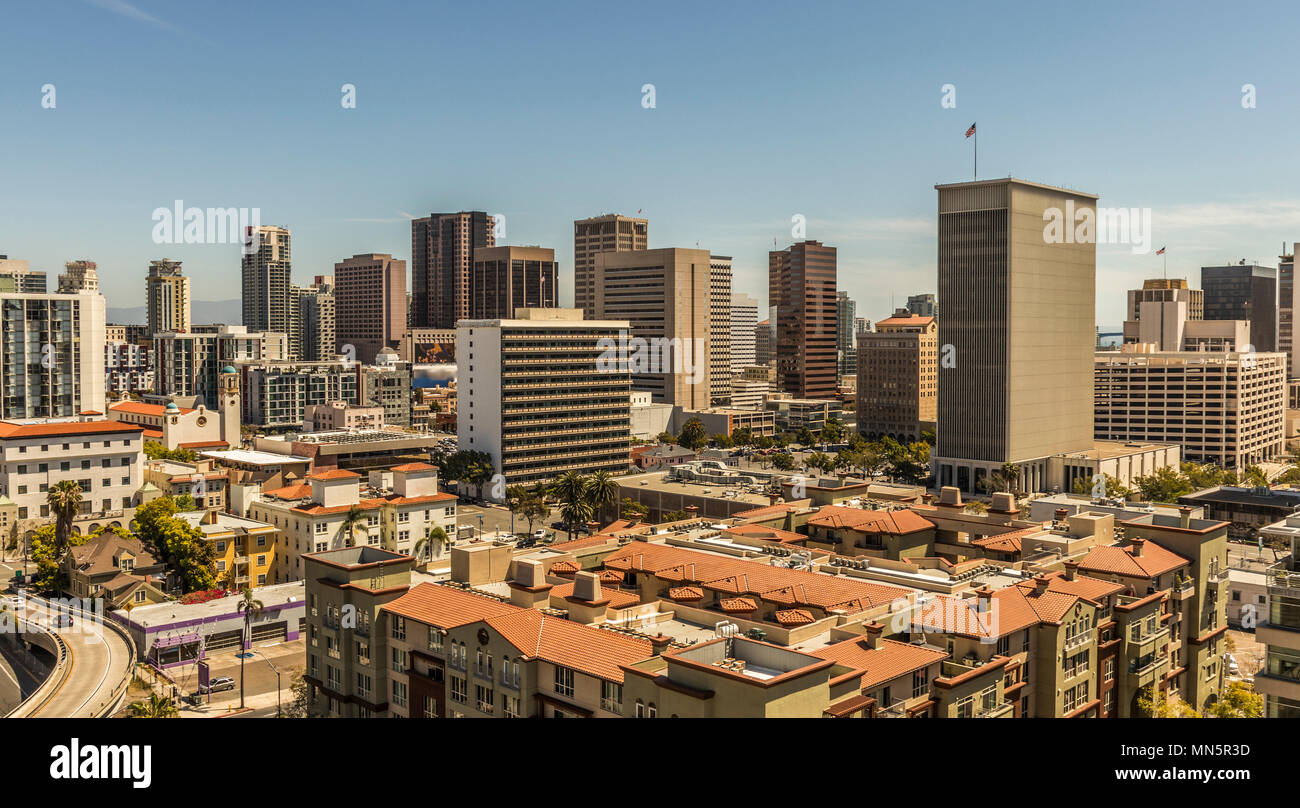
[856,309,937,442]
[146,259,191,336]
[333,254,407,365]
[0,292,106,418]
[411,212,494,329]
[573,213,647,320]
[242,225,292,336]
[769,241,837,399]
[469,246,558,320]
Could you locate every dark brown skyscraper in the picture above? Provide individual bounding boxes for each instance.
[411,211,494,328]
[769,240,837,399]
[574,214,648,320]
[470,246,557,319]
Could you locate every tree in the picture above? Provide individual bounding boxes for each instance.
[772,452,796,472]
[731,427,754,450]
[551,471,589,510]
[1137,686,1200,718]
[414,525,450,562]
[919,427,937,447]
[821,417,845,446]
[339,505,367,548]
[128,692,178,718]
[1207,681,1263,718]
[655,431,677,445]
[440,450,494,496]
[1132,467,1192,504]
[1072,473,1134,500]
[662,509,688,522]
[144,442,199,462]
[519,497,550,535]
[806,452,834,475]
[619,498,649,522]
[172,492,197,512]
[1239,464,1270,489]
[794,426,817,448]
[980,463,1021,496]
[709,433,734,449]
[963,501,989,515]
[29,524,87,593]
[236,587,264,710]
[47,480,83,557]
[559,499,593,541]
[280,673,311,718]
[1182,461,1238,491]
[584,470,620,523]
[678,418,708,451]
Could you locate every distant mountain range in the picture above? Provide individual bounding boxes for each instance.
[107,299,242,326]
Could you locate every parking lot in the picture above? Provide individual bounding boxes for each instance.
[158,638,305,716]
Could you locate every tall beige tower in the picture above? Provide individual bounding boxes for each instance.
[574,214,647,319]
[933,178,1096,495]
[59,260,100,293]
[594,247,711,409]
[146,259,191,335]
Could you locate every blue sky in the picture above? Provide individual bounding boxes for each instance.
[2,0,1299,325]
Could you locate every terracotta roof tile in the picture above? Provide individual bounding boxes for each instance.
[0,419,145,439]
[718,597,758,613]
[550,581,640,609]
[812,637,948,690]
[1078,541,1190,579]
[806,505,933,535]
[381,582,518,628]
[774,608,816,626]
[484,610,652,682]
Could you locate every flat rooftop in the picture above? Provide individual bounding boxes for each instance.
[1054,440,1180,461]
[175,510,275,535]
[619,471,773,505]
[114,581,305,629]
[201,449,313,466]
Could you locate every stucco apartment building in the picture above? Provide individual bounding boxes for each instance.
[175,508,278,591]
[250,464,456,584]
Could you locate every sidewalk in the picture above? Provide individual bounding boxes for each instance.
[176,689,284,717]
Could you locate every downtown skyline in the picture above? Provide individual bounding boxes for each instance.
[3,0,1300,326]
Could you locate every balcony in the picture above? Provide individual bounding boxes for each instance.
[1267,562,1300,598]
[1065,632,1092,651]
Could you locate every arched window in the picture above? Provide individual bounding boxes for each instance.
[647,702,658,718]
[635,700,645,718]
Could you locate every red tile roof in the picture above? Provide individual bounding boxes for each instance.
[723,524,807,544]
[390,462,436,472]
[381,582,518,628]
[263,483,312,500]
[484,610,652,683]
[550,581,640,609]
[876,314,935,327]
[309,469,362,481]
[0,419,145,439]
[110,401,196,416]
[602,543,913,614]
[812,637,948,690]
[718,597,758,613]
[667,586,703,601]
[1078,540,1190,579]
[774,608,816,626]
[807,505,933,535]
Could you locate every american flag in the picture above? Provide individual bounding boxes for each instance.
[965,123,976,138]
[1156,246,1166,255]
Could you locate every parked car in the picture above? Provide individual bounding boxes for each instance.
[199,676,236,695]
[532,530,547,541]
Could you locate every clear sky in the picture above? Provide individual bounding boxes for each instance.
[3,0,1299,326]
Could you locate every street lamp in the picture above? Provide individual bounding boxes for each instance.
[477,513,484,541]
[253,649,282,717]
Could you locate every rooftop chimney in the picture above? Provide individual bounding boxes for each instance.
[1063,561,1079,581]
[1130,538,1145,557]
[1033,575,1050,595]
[990,492,1017,513]
[515,558,543,588]
[573,571,601,602]
[974,586,994,612]
[938,486,963,507]
[1178,506,1191,530]
[649,634,673,655]
[1054,508,1069,524]
[863,621,884,650]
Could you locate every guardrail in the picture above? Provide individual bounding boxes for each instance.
[4,616,71,718]
[7,595,138,718]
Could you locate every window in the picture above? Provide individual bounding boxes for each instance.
[356,673,372,699]
[635,700,645,718]
[1104,658,1115,682]
[503,695,520,718]
[476,685,495,714]
[912,667,929,698]
[601,680,622,713]
[392,681,407,708]
[450,676,467,704]
[647,703,657,718]
[423,696,438,718]
[428,628,443,653]
[554,666,575,697]
[392,616,406,640]
[392,647,407,673]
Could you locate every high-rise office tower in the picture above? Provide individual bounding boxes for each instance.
[0,291,106,417]
[0,256,47,293]
[594,247,711,409]
[836,291,857,382]
[470,246,557,319]
[411,212,494,329]
[906,293,937,317]
[574,214,648,319]
[857,308,937,443]
[334,254,408,364]
[933,178,1096,494]
[1126,278,1203,322]
[1279,246,1296,377]
[154,326,287,402]
[754,319,773,366]
[1201,262,1278,353]
[296,276,336,362]
[58,260,99,293]
[146,259,191,335]
[730,293,759,373]
[769,240,837,399]
[708,256,732,405]
[457,308,632,487]
[242,225,292,334]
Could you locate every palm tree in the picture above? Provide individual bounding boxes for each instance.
[129,692,178,718]
[236,587,264,710]
[339,505,367,548]
[585,470,620,524]
[559,499,593,541]
[414,525,449,562]
[47,480,83,556]
[550,471,588,509]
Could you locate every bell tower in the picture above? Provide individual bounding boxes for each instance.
[217,365,242,448]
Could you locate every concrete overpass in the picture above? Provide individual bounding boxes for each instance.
[5,595,136,718]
